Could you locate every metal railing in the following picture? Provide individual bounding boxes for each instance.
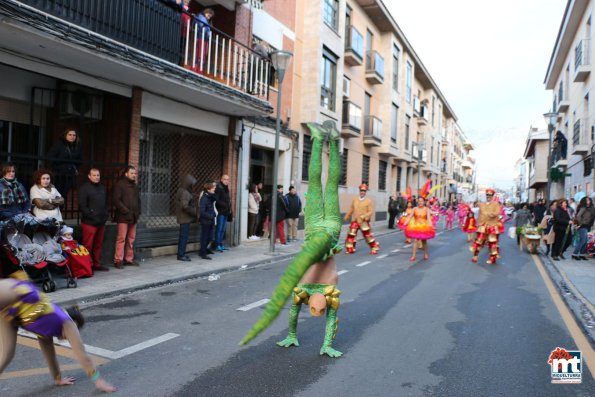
[575,38,591,70]
[344,25,364,60]
[573,118,588,146]
[342,100,362,132]
[364,115,382,142]
[365,50,384,79]
[16,0,271,99]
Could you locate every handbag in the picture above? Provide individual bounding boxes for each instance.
[507,226,516,239]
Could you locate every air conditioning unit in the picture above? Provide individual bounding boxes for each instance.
[60,90,103,120]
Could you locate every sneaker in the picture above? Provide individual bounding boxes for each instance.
[93,265,110,272]
[200,255,212,260]
[177,256,191,262]
[207,249,216,255]
[216,246,224,252]
[221,246,229,251]
[114,261,124,269]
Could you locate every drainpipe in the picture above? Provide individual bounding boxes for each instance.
[233,119,245,247]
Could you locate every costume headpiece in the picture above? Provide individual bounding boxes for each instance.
[359,183,368,191]
[486,188,496,196]
[401,187,412,202]
[418,180,432,200]
[61,226,73,235]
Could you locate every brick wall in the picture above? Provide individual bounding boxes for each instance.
[128,87,142,167]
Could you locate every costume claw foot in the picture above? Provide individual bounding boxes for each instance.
[320,345,343,357]
[323,120,341,141]
[307,122,327,141]
[277,336,300,347]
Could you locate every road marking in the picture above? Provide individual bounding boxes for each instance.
[0,364,81,380]
[237,298,270,312]
[376,254,388,259]
[17,330,180,360]
[391,249,400,253]
[437,232,443,236]
[531,254,595,380]
[404,244,412,248]
[356,261,371,267]
[337,270,349,276]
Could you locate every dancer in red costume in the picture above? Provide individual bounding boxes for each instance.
[344,184,379,255]
[470,188,503,264]
[404,182,436,261]
[462,204,478,242]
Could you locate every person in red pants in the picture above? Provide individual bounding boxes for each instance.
[344,184,379,255]
[77,168,109,272]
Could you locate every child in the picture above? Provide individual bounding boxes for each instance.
[60,226,93,278]
[462,208,478,242]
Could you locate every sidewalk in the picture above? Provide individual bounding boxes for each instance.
[540,252,595,342]
[50,223,396,306]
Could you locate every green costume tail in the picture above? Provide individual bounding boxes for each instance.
[239,122,342,346]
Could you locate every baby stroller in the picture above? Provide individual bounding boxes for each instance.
[4,214,74,292]
[32,219,77,289]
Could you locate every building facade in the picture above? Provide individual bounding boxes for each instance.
[522,128,549,202]
[545,0,594,200]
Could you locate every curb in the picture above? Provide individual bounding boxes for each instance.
[61,227,400,306]
[539,253,595,344]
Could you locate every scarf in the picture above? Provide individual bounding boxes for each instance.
[0,178,27,206]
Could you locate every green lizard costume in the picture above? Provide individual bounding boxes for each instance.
[240,121,343,357]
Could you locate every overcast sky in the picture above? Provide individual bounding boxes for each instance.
[386,0,568,189]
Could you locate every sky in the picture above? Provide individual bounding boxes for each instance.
[386,0,568,189]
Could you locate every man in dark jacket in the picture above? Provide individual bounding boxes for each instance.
[387,192,401,229]
[214,174,232,252]
[175,174,197,262]
[112,166,141,268]
[532,199,546,226]
[78,168,109,272]
[284,186,302,242]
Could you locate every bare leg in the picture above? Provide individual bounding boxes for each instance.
[0,319,17,374]
[411,239,418,260]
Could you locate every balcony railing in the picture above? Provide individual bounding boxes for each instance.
[574,38,591,82]
[342,100,362,136]
[344,25,364,66]
[365,50,384,84]
[363,115,382,143]
[17,0,270,99]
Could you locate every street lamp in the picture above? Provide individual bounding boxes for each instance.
[269,50,293,254]
[543,111,558,203]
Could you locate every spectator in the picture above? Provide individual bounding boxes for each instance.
[572,196,595,260]
[540,200,557,256]
[255,182,265,236]
[387,192,401,229]
[199,182,217,260]
[175,174,198,261]
[551,198,571,261]
[78,168,110,272]
[214,174,232,252]
[532,198,546,226]
[30,169,64,222]
[248,183,260,240]
[514,202,532,245]
[0,162,30,221]
[194,8,215,73]
[47,128,82,202]
[568,198,577,218]
[112,166,140,269]
[285,186,302,242]
[271,184,289,245]
[553,130,568,160]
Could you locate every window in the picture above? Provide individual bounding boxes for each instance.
[391,103,398,143]
[321,48,338,111]
[406,62,412,103]
[362,155,370,185]
[392,45,400,93]
[396,166,402,191]
[379,160,387,191]
[405,115,411,151]
[430,137,435,164]
[346,26,364,59]
[302,137,312,181]
[364,92,371,116]
[584,155,592,177]
[323,0,339,31]
[431,96,435,127]
[343,76,350,98]
[340,149,348,185]
[342,102,362,131]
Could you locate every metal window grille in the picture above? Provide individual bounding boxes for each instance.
[339,149,348,186]
[302,137,312,181]
[396,166,402,191]
[378,160,387,191]
[138,124,224,228]
[362,155,370,185]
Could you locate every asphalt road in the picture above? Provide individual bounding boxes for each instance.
[1,228,594,396]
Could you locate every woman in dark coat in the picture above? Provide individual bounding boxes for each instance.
[198,182,217,260]
[551,198,571,260]
[47,129,82,201]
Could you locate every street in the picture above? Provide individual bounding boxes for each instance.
[1,229,594,397]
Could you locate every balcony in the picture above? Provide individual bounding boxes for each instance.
[341,100,362,138]
[572,118,589,154]
[461,160,472,169]
[417,104,429,126]
[411,143,428,163]
[344,26,364,66]
[363,115,382,146]
[3,0,272,116]
[574,38,591,83]
[552,144,567,168]
[365,50,384,84]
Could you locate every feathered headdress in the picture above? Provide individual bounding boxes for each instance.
[419,180,432,200]
[402,187,413,202]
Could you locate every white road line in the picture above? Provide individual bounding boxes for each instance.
[237,298,270,312]
[18,330,180,360]
[356,261,371,267]
[391,249,401,253]
[337,270,349,276]
[437,232,443,236]
[376,254,388,259]
[404,244,412,248]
